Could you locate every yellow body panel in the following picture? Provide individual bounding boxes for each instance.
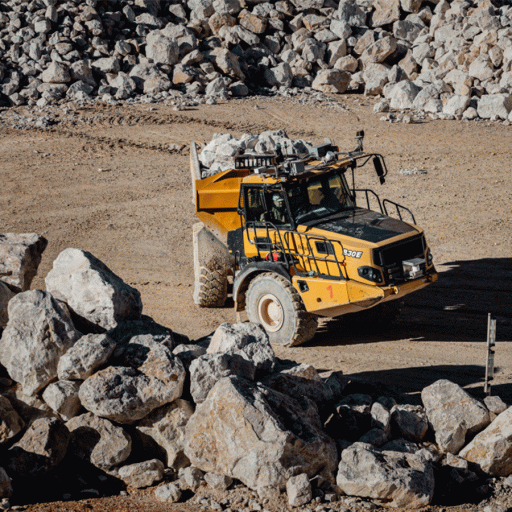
[194,169,248,238]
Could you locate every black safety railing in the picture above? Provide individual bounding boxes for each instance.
[354,189,416,224]
[244,222,346,280]
[383,199,416,224]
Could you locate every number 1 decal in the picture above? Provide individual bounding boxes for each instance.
[327,285,333,299]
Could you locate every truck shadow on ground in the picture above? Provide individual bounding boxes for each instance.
[338,364,512,404]
[311,257,512,345]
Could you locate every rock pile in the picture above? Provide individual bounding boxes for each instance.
[1,236,512,510]
[1,0,512,122]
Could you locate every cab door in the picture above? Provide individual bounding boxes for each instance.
[240,186,290,260]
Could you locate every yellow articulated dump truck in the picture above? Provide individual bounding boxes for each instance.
[191,132,438,347]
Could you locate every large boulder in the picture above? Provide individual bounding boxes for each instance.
[0,395,25,444]
[459,406,512,476]
[0,233,47,292]
[477,94,512,120]
[42,380,82,421]
[372,0,401,27]
[336,442,435,508]
[0,290,82,396]
[391,404,429,443]
[207,322,276,375]
[118,459,165,488]
[190,352,255,404]
[79,336,185,423]
[146,30,179,65]
[6,417,69,477]
[57,333,116,380]
[136,399,194,470]
[387,80,421,110]
[207,48,245,80]
[184,376,337,496]
[66,412,131,470]
[421,379,490,454]
[45,248,142,331]
[312,69,351,93]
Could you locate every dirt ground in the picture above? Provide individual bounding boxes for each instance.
[1,92,511,511]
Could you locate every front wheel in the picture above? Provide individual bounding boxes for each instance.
[246,273,318,347]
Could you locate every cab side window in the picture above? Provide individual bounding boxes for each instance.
[245,188,266,223]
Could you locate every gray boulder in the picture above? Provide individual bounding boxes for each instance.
[391,404,428,442]
[312,69,351,93]
[337,0,366,27]
[45,248,142,331]
[118,459,165,488]
[79,336,185,423]
[477,94,512,120]
[207,322,276,375]
[6,417,69,477]
[136,399,194,470]
[287,473,312,507]
[459,406,512,476]
[442,95,471,118]
[204,472,233,490]
[66,412,131,470]
[0,290,81,396]
[42,380,82,421]
[363,63,389,95]
[0,396,25,444]
[129,62,169,91]
[421,379,490,454]
[387,80,421,109]
[336,442,435,508]
[190,352,255,404]
[146,30,179,65]
[154,482,181,502]
[41,62,70,83]
[0,233,47,292]
[57,333,116,380]
[185,376,337,495]
[372,0,401,27]
[264,62,293,88]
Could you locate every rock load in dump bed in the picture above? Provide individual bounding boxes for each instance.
[1,235,512,509]
[1,0,512,123]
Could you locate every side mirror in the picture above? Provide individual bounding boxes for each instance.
[373,156,385,185]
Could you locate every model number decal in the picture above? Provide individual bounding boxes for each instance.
[343,249,363,259]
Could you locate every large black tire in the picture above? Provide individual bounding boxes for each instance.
[195,266,228,307]
[246,272,318,347]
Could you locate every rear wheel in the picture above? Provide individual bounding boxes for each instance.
[246,273,318,346]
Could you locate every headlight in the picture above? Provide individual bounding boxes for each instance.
[358,266,383,283]
[427,248,433,266]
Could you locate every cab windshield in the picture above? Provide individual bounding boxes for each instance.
[286,172,354,224]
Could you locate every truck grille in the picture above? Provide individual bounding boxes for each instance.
[373,235,426,285]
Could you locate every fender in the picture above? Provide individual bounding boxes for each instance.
[233,262,290,311]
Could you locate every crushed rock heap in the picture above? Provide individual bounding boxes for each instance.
[1,233,512,511]
[1,0,512,122]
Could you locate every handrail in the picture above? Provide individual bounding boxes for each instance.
[244,222,346,280]
[354,188,383,213]
[383,199,416,224]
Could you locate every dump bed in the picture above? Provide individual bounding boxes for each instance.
[190,142,249,240]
